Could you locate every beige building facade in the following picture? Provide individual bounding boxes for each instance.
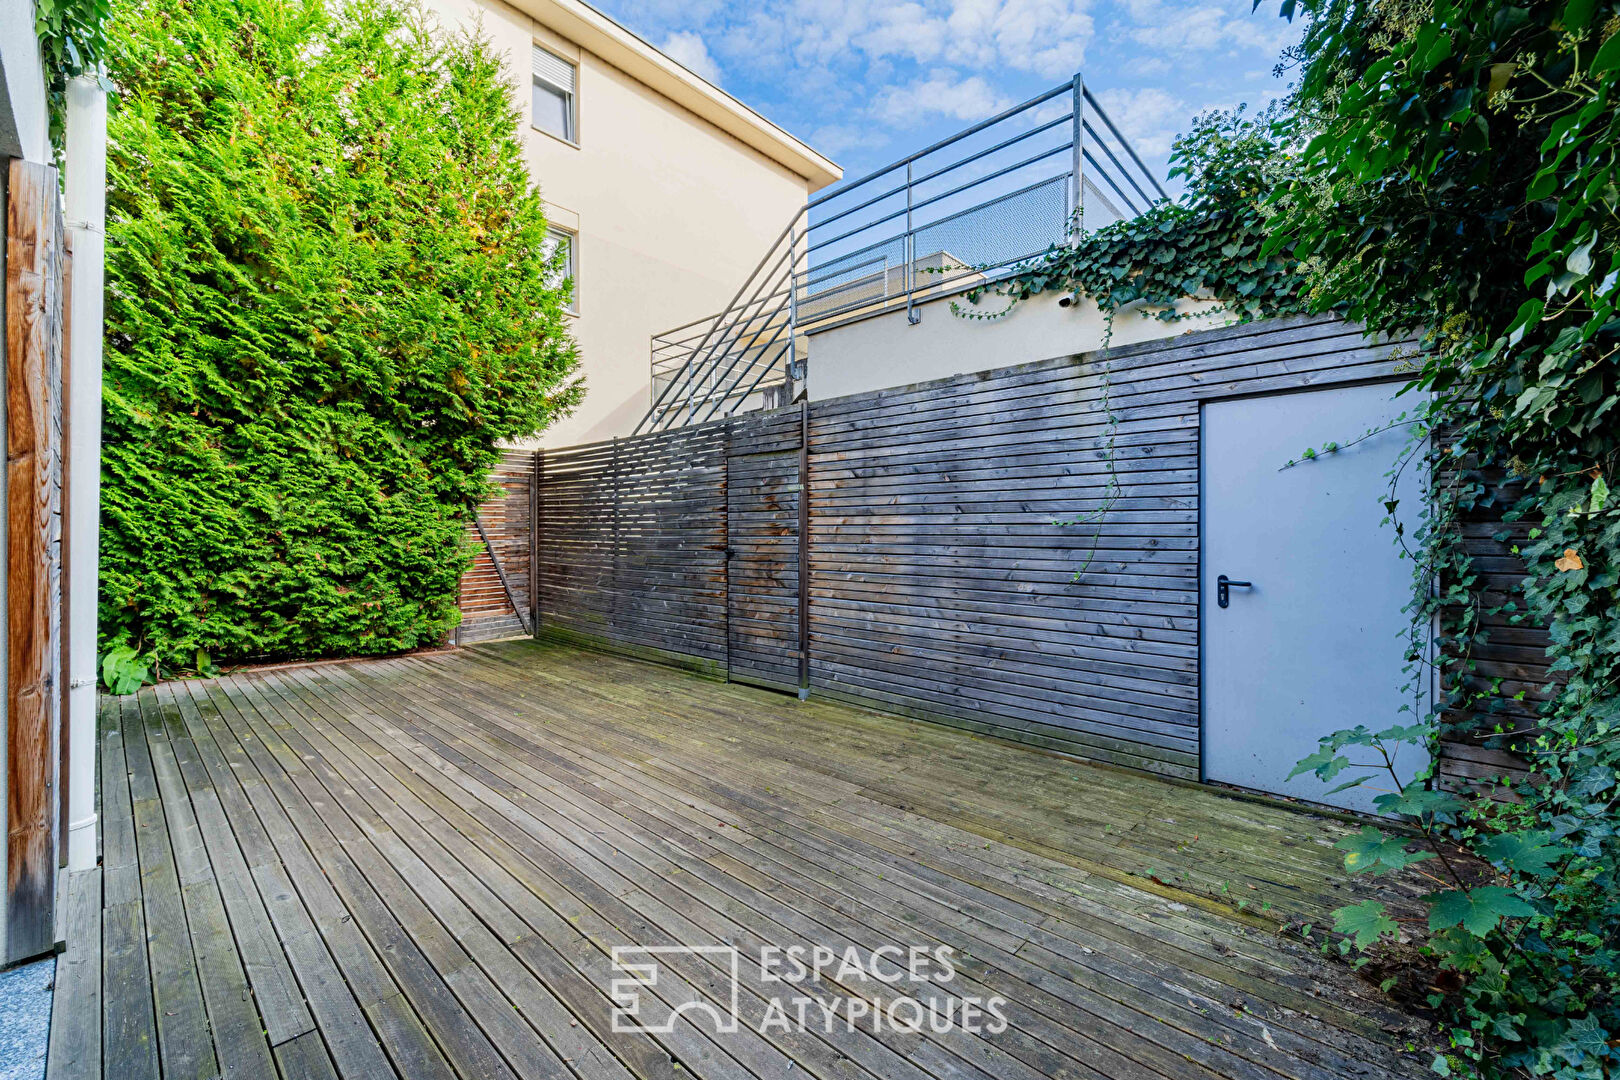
[425,0,840,445]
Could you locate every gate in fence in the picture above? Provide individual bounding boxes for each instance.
[461,314,1542,798]
[509,408,808,691]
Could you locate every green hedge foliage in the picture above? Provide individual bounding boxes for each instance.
[100,0,581,671]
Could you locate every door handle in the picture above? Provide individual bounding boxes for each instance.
[1216,575,1252,608]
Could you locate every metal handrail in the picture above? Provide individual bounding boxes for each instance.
[805,81,1075,207]
[638,70,1165,434]
[1083,85,1168,203]
[638,213,804,433]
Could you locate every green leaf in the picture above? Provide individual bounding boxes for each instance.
[1561,0,1596,30]
[1373,784,1466,820]
[1333,899,1397,949]
[1288,746,1349,781]
[1592,29,1620,73]
[1473,832,1569,876]
[1566,235,1596,277]
[1337,826,1437,875]
[1550,1015,1610,1066]
[1425,887,1537,937]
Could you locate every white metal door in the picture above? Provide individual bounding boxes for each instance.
[1202,382,1428,814]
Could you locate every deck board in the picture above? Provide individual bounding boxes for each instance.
[51,640,1434,1079]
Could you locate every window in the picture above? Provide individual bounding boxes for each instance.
[532,45,576,143]
[543,227,577,313]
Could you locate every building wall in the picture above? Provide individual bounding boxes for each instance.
[804,289,1236,402]
[0,0,49,163]
[425,0,822,446]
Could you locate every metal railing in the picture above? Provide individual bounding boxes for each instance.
[638,73,1166,434]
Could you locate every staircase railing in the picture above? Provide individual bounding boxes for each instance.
[639,210,806,434]
[637,72,1166,435]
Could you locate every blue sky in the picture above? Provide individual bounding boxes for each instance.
[590,0,1300,192]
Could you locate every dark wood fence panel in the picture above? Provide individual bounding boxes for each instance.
[1435,471,1549,794]
[533,424,730,674]
[7,158,66,963]
[612,426,729,667]
[519,313,1539,790]
[726,408,803,692]
[458,450,535,643]
[801,315,1410,778]
[532,439,616,640]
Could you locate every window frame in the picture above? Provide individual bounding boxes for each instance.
[545,226,578,315]
[531,46,578,146]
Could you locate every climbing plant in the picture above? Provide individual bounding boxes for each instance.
[951,106,1310,575]
[950,105,1308,326]
[99,0,580,674]
[1258,1,1620,1077]
[34,0,113,150]
[970,4,1620,1074]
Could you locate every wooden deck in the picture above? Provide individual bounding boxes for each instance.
[48,639,1433,1080]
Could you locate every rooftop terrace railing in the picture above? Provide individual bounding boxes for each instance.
[639,73,1167,435]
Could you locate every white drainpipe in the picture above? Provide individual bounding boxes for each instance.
[64,74,106,872]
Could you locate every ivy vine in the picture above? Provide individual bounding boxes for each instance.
[34,0,112,150]
[950,106,1307,327]
[1258,0,1620,1075]
[964,6,1620,1073]
[950,107,1310,578]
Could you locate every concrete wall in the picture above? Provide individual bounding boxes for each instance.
[0,1,49,164]
[425,0,826,446]
[804,289,1236,402]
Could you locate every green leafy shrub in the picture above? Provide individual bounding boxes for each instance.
[1258,0,1620,1076]
[100,0,580,672]
[34,0,113,150]
[99,644,152,695]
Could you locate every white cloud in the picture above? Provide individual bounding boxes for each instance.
[872,72,1016,125]
[934,0,1094,78]
[805,122,893,157]
[594,0,1297,175]
[660,30,724,84]
[681,0,1095,82]
[1093,86,1191,158]
[1111,0,1291,56]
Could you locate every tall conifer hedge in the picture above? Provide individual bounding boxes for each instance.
[100,0,580,671]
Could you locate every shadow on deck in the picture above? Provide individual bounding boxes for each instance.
[46,639,1433,1079]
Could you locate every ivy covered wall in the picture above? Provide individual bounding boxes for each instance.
[99,0,581,673]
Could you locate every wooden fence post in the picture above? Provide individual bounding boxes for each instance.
[797,400,809,699]
[7,158,66,963]
[530,449,540,638]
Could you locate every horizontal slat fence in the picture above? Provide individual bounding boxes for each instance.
[457,450,535,643]
[726,408,806,691]
[534,424,729,673]
[1437,470,1549,793]
[496,313,1538,788]
[801,315,1416,776]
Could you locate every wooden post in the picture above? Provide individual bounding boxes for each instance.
[57,238,72,866]
[797,400,810,698]
[7,158,65,963]
[529,450,540,637]
[609,437,620,643]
